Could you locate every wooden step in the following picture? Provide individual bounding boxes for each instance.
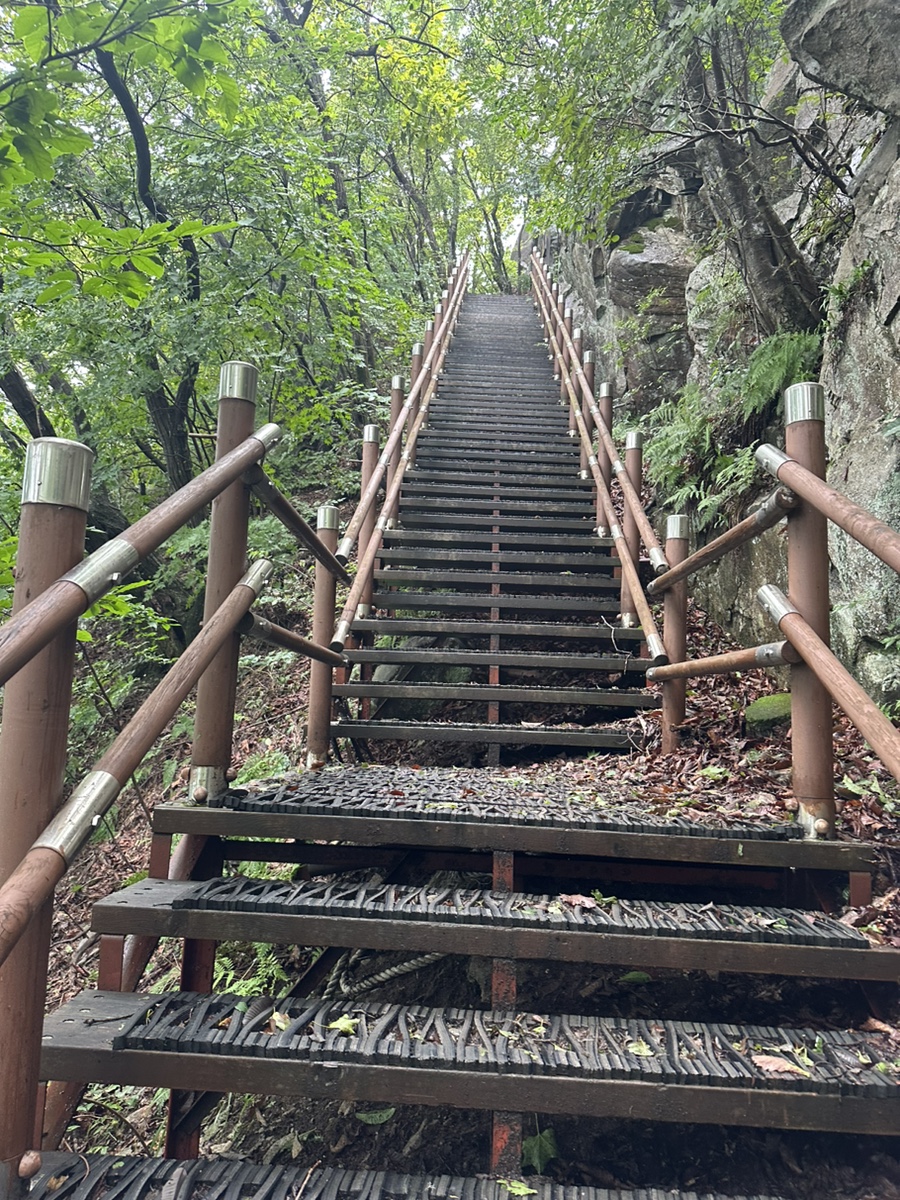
[369,592,620,614]
[153,767,872,872]
[400,498,593,514]
[43,991,900,1134]
[403,482,593,500]
[333,683,658,708]
[398,515,596,533]
[373,570,618,590]
[383,530,614,550]
[27,1156,779,1200]
[378,550,619,570]
[344,648,647,671]
[331,719,635,748]
[349,618,645,641]
[93,877,895,981]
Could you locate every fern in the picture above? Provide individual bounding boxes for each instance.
[734,332,822,418]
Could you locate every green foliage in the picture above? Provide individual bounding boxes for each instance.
[214,942,290,997]
[521,1126,559,1174]
[644,331,822,528]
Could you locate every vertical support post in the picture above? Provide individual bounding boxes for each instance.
[582,351,595,484]
[561,307,573,406]
[490,849,521,1174]
[387,376,404,528]
[408,343,424,469]
[306,505,340,770]
[423,320,434,361]
[190,362,257,803]
[661,515,689,754]
[358,426,379,619]
[0,438,92,1199]
[596,382,613,535]
[784,382,835,838]
[620,431,643,628]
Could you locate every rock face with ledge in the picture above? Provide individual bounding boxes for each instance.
[781,0,900,118]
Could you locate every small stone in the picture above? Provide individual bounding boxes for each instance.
[193,786,208,802]
[226,767,238,782]
[19,1152,41,1179]
[814,818,831,835]
[744,692,792,733]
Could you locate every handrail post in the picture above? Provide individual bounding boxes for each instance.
[596,382,614,535]
[580,350,595,480]
[423,320,434,360]
[190,362,257,805]
[661,514,689,754]
[387,375,404,527]
[407,342,424,469]
[620,431,643,627]
[0,437,92,1197]
[307,505,340,769]
[358,425,380,618]
[562,307,573,408]
[785,382,835,837]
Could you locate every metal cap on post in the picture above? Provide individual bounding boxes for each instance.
[307,504,340,770]
[218,361,258,404]
[626,430,644,453]
[22,438,93,510]
[0,437,92,1195]
[784,381,825,425]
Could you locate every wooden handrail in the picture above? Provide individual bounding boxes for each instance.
[531,253,668,573]
[758,585,900,808]
[0,424,281,690]
[531,262,667,664]
[336,254,471,564]
[244,464,351,584]
[757,443,900,576]
[647,641,800,682]
[647,486,798,595]
[0,561,273,971]
[330,269,468,651]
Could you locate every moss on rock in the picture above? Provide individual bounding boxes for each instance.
[745,692,792,732]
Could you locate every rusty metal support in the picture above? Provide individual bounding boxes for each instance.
[423,320,434,360]
[243,464,349,584]
[759,584,900,808]
[784,383,835,838]
[358,426,380,618]
[387,375,404,528]
[648,640,800,682]
[307,506,340,768]
[661,515,689,754]
[190,362,257,806]
[648,486,798,596]
[0,438,92,1199]
[490,848,521,1175]
[620,432,643,627]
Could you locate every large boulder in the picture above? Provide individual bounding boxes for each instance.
[781,0,900,116]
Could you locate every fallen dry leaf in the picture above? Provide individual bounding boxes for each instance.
[751,1054,810,1077]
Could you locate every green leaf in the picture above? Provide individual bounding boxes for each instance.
[14,7,50,62]
[521,1127,559,1174]
[12,134,54,180]
[130,253,165,278]
[355,1106,395,1125]
[626,1038,655,1057]
[327,1014,359,1035]
[499,1184,537,1197]
[34,279,75,303]
[618,971,652,985]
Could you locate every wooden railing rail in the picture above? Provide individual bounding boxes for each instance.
[0,419,282,690]
[530,252,669,573]
[328,258,469,652]
[530,260,667,663]
[647,486,798,596]
[335,254,471,566]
